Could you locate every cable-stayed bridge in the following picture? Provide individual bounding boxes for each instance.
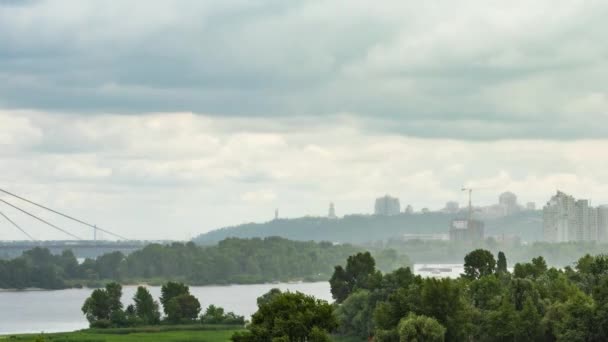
[0,187,163,258]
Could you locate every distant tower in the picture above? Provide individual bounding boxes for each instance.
[274,208,279,220]
[328,202,337,219]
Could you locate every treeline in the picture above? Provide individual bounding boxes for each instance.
[327,250,608,341]
[0,237,410,289]
[383,239,608,267]
[82,281,244,328]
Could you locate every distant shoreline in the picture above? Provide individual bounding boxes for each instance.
[0,279,314,292]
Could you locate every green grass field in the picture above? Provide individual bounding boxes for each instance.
[1,326,243,342]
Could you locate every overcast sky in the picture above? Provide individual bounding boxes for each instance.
[1,0,608,240]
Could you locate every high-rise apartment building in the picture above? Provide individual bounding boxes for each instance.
[543,191,607,242]
[598,206,608,242]
[499,191,519,215]
[374,195,401,216]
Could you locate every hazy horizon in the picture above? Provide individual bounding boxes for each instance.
[2,1,608,240]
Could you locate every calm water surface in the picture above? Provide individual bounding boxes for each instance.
[0,265,464,334]
[0,282,331,335]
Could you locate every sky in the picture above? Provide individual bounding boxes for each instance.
[1,0,608,240]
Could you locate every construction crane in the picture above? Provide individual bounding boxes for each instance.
[461,186,498,222]
[461,187,474,222]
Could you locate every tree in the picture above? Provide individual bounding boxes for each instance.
[256,287,282,307]
[514,256,548,279]
[82,288,111,324]
[551,293,596,342]
[398,313,446,342]
[463,249,496,280]
[417,278,470,341]
[481,296,518,341]
[496,251,508,274]
[201,305,245,325]
[508,278,539,310]
[469,276,503,310]
[330,252,381,303]
[81,282,124,327]
[160,282,190,315]
[105,282,123,312]
[515,297,543,341]
[133,286,160,325]
[231,290,337,342]
[335,290,374,339]
[165,293,201,323]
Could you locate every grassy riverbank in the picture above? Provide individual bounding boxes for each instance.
[1,325,244,342]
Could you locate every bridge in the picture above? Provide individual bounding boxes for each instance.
[0,187,160,258]
[0,240,155,259]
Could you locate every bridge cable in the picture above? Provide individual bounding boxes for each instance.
[0,188,129,240]
[0,198,82,240]
[0,209,36,241]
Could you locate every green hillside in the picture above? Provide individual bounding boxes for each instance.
[194,211,543,245]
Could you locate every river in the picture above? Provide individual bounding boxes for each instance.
[0,264,464,335]
[0,282,331,335]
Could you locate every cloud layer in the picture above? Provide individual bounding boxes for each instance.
[1,1,607,139]
[1,1,608,239]
[2,110,608,240]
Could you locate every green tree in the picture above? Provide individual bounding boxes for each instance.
[417,278,470,341]
[481,296,518,341]
[513,256,548,279]
[330,252,381,303]
[133,286,160,325]
[496,251,508,274]
[257,288,282,307]
[515,297,543,341]
[165,293,201,323]
[201,304,245,325]
[81,288,111,324]
[105,282,123,312]
[160,282,190,315]
[335,290,374,339]
[508,278,539,310]
[469,276,503,310]
[551,293,596,342]
[81,282,124,327]
[398,313,446,342]
[463,249,496,280]
[231,290,337,342]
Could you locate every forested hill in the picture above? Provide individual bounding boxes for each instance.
[194,211,542,245]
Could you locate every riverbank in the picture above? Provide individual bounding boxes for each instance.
[0,325,244,341]
[0,276,323,291]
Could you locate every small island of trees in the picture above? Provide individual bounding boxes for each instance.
[81,281,245,328]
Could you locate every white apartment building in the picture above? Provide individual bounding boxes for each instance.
[543,191,608,242]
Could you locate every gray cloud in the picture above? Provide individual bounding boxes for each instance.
[1,1,607,139]
[2,110,608,240]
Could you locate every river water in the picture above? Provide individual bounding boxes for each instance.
[0,282,331,335]
[0,264,464,335]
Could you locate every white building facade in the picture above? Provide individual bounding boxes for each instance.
[543,191,608,242]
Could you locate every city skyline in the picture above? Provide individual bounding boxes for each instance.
[0,186,594,241]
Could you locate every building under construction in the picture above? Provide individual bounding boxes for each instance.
[449,187,485,241]
[449,218,484,241]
